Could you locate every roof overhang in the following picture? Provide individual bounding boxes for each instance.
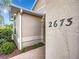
[11,3,45,17]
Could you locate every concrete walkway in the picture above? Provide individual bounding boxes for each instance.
[9,46,45,59]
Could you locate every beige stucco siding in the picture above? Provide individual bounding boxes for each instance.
[46,0,79,59]
[21,13,41,37]
[15,13,42,49]
[33,0,45,11]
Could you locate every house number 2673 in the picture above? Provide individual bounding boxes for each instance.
[49,17,73,27]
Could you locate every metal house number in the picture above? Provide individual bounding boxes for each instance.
[49,17,73,28]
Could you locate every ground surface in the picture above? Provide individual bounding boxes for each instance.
[0,49,21,59]
[10,46,45,59]
[0,43,45,59]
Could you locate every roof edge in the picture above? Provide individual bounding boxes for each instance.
[11,3,44,17]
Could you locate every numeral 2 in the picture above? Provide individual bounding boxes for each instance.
[49,21,52,27]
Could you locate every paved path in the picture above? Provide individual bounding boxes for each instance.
[9,46,45,59]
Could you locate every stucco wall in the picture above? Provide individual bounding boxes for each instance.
[21,13,42,44]
[15,11,44,49]
[46,0,79,59]
[33,0,46,13]
[21,13,41,37]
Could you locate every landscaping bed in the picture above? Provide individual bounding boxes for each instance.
[0,25,16,54]
[0,42,44,59]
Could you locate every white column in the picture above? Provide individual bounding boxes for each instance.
[19,13,22,50]
[19,9,22,50]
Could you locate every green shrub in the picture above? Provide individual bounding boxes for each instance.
[0,24,13,30]
[0,29,12,40]
[0,39,7,46]
[0,25,16,54]
[0,42,16,54]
